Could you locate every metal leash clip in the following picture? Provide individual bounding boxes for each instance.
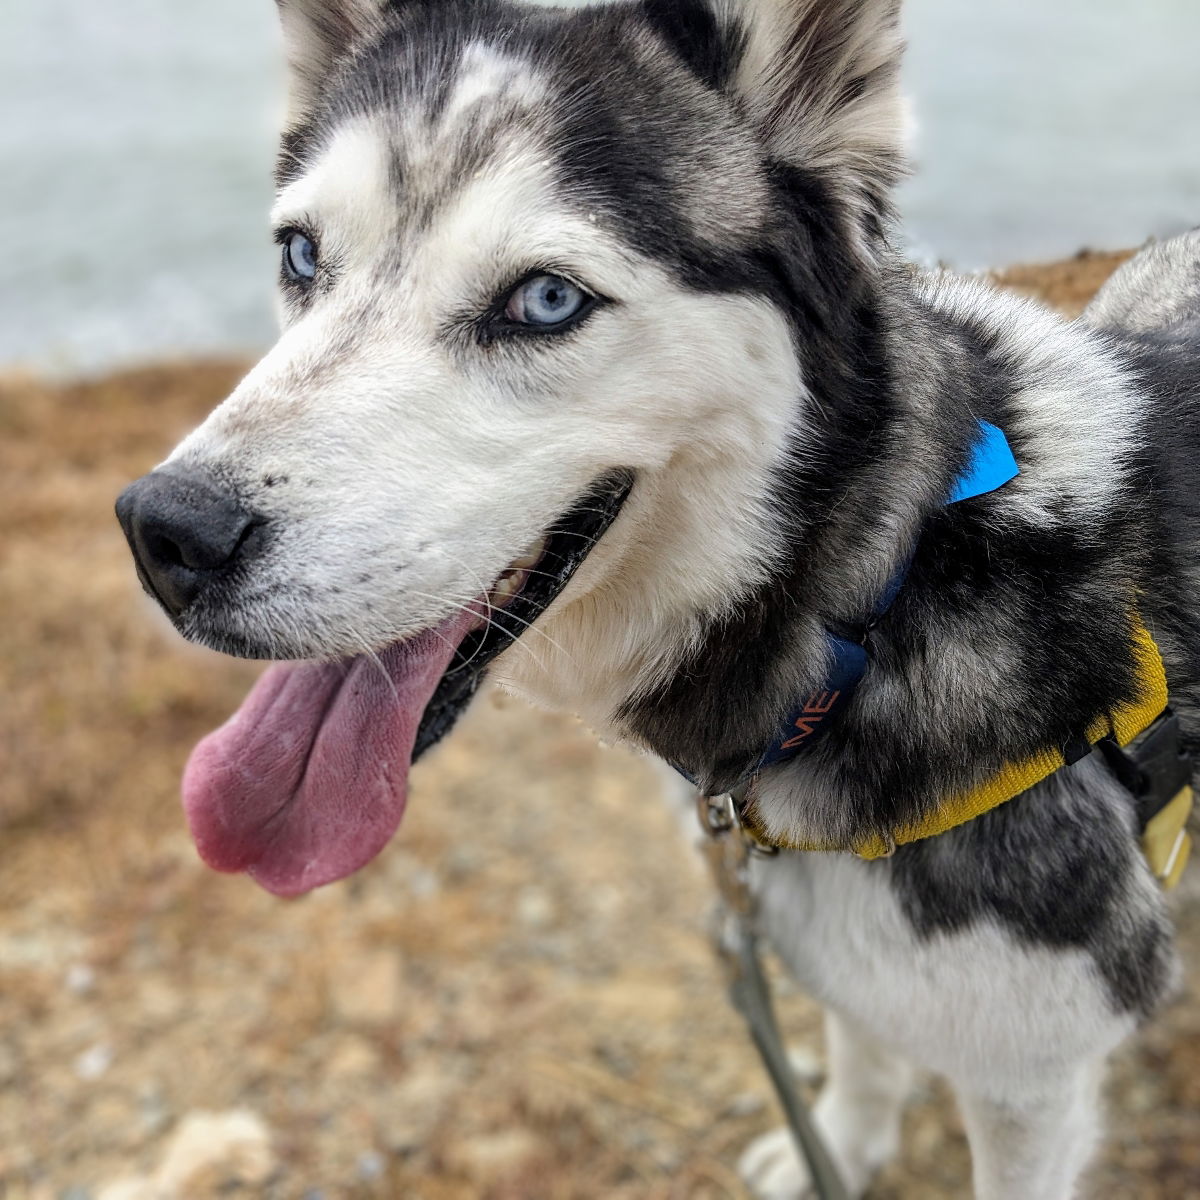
[696,786,851,1200]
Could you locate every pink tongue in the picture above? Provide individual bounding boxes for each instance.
[182,609,479,897]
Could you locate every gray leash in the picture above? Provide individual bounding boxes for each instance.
[698,792,851,1200]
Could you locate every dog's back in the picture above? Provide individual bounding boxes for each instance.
[1083,229,1200,810]
[1084,228,1200,340]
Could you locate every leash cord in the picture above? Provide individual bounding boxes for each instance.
[718,911,852,1200]
[699,795,851,1200]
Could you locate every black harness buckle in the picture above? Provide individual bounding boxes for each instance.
[1096,710,1193,832]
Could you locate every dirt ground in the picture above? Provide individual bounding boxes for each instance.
[1,249,1197,1199]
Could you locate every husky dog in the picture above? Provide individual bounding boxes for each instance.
[115,1,1200,1195]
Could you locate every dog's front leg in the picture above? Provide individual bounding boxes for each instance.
[955,1059,1104,1200]
[739,1009,914,1199]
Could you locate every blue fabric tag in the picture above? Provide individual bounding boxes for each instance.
[947,420,1020,504]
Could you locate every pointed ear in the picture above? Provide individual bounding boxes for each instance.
[275,0,384,123]
[715,0,906,236]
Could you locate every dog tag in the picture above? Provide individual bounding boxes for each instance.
[1141,786,1193,890]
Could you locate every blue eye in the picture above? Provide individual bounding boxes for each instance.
[283,231,317,281]
[504,274,591,327]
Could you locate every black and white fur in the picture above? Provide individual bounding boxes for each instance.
[153,2,1200,1195]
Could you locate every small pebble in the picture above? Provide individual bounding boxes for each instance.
[138,1087,170,1137]
[408,867,440,900]
[74,1043,114,1081]
[65,964,96,996]
[652,1146,682,1172]
[357,1151,385,1181]
[517,886,554,930]
[725,1091,766,1118]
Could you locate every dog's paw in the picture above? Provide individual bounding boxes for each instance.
[738,1127,814,1200]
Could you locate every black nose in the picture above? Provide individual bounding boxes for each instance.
[115,467,257,618]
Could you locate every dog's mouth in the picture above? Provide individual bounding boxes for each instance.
[181,471,633,897]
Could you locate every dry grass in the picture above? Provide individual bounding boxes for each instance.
[0,255,1197,1198]
[992,247,1136,318]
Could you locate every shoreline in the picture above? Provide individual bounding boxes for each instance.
[0,249,1135,391]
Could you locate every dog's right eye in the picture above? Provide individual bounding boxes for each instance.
[282,231,317,282]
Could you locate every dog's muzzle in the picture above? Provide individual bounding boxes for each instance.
[115,467,260,619]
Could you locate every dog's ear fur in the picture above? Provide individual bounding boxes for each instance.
[648,0,906,242]
[275,0,384,123]
[640,0,739,91]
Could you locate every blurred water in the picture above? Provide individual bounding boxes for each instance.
[1,0,1197,375]
[899,0,1200,269]
[0,0,282,375]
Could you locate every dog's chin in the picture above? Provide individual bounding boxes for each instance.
[178,469,634,898]
[175,618,312,663]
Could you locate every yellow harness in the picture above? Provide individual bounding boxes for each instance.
[741,617,1193,888]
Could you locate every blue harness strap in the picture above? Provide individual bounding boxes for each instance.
[681,420,1019,792]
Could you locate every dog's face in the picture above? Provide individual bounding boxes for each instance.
[164,21,774,662]
[116,0,905,895]
[123,0,904,666]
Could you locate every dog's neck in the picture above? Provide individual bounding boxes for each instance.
[495,253,952,747]
[607,258,983,792]
[497,255,1146,842]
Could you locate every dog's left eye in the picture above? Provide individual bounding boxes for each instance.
[504,274,591,327]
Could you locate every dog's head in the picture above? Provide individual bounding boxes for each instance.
[116,0,907,895]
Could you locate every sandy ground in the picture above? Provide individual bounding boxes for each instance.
[1,250,1198,1199]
